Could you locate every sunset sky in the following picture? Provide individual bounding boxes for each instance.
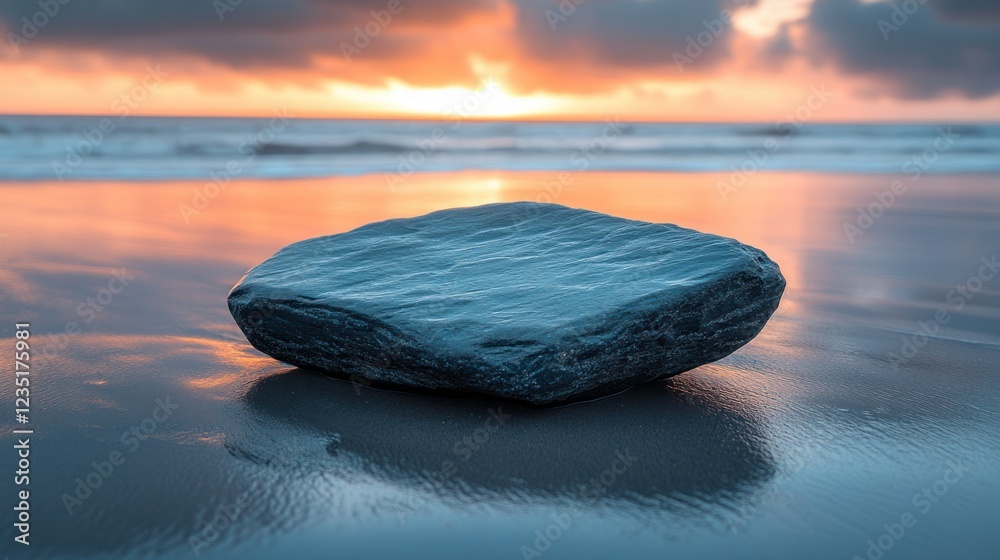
[2,0,999,121]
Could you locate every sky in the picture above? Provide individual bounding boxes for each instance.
[2,0,999,121]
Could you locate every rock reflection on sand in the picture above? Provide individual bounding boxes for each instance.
[230,368,777,532]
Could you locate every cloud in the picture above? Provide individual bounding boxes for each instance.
[511,0,754,71]
[928,0,1000,22]
[3,0,1000,103]
[1,0,499,68]
[805,0,1000,98]
[2,0,768,95]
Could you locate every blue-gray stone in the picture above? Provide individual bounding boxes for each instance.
[228,202,785,405]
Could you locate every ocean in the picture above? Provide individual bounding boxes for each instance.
[2,116,998,181]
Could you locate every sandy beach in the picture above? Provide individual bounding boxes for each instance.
[2,170,998,559]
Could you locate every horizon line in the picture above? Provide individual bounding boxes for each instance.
[2,112,998,126]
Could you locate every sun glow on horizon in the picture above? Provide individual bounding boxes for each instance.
[328,78,558,119]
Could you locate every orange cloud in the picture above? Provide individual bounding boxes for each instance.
[1,0,999,120]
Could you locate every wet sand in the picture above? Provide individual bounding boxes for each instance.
[1,171,998,559]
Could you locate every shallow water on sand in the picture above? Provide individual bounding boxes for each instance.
[1,172,998,559]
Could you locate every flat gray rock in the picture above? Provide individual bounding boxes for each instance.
[228,202,785,405]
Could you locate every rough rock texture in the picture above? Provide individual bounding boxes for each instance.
[228,202,785,405]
